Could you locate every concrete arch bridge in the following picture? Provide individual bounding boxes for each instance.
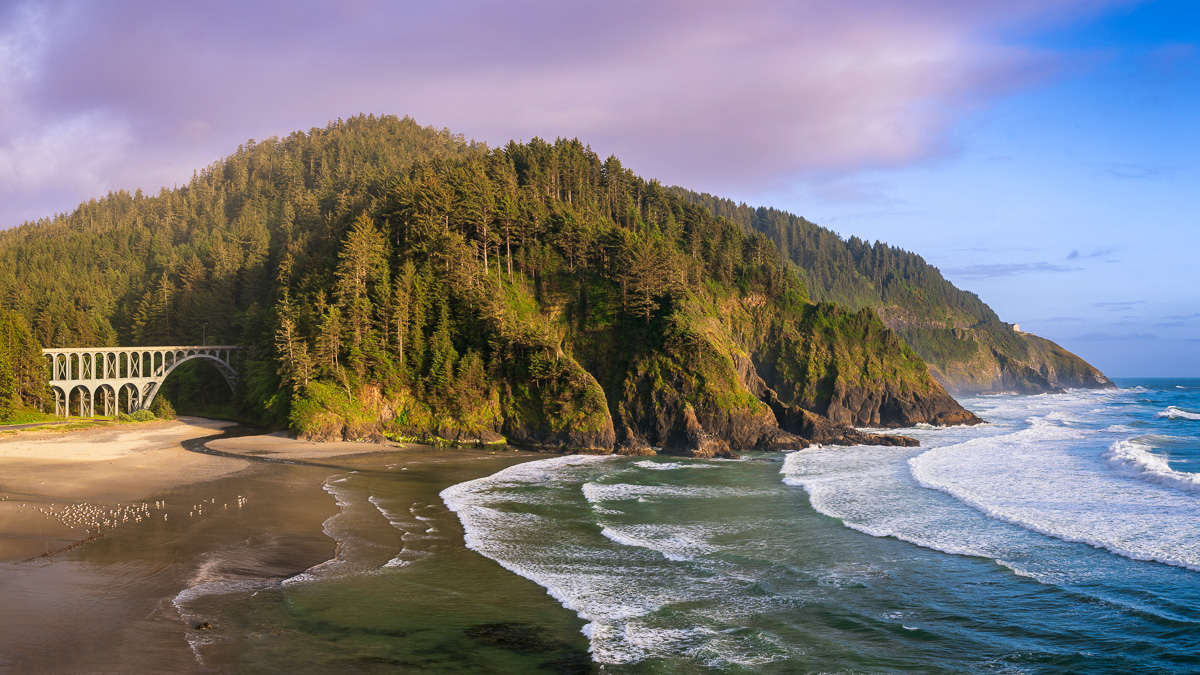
[42,346,242,417]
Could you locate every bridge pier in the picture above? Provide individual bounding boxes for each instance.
[41,346,242,417]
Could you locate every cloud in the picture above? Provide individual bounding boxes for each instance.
[941,261,1080,279]
[1032,316,1086,323]
[0,0,1136,227]
[1091,163,1189,180]
[1066,247,1117,260]
[1155,312,1200,329]
[1075,332,1160,341]
[1094,300,1146,310]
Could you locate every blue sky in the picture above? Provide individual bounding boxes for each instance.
[0,0,1195,376]
[743,0,1199,377]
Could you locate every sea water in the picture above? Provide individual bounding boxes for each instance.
[112,380,1200,672]
[441,379,1200,672]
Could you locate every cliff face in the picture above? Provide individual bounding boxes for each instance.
[881,315,1114,395]
[671,191,1115,398]
[563,295,979,457]
[296,291,982,455]
[743,303,981,428]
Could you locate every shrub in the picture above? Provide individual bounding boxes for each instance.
[129,410,156,422]
[150,397,176,420]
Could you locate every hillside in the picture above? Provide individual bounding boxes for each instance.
[675,191,1113,394]
[1,115,990,451]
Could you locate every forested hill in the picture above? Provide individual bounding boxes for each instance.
[0,114,1064,451]
[0,116,482,349]
[674,190,1113,394]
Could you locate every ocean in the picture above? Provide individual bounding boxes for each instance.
[440,379,1200,672]
[10,380,1199,673]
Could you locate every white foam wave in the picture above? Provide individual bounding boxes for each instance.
[782,387,1200,583]
[1156,406,1200,421]
[598,524,720,561]
[780,447,1049,570]
[582,482,767,503]
[442,454,799,665]
[633,460,717,471]
[283,479,355,585]
[286,477,425,584]
[174,578,276,609]
[173,574,279,662]
[1103,439,1200,493]
[908,425,1200,572]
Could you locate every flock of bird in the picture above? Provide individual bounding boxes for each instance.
[1,493,249,534]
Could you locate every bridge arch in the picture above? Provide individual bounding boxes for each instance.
[42,346,243,417]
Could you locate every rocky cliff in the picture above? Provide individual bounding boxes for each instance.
[673,190,1115,397]
[885,318,1114,395]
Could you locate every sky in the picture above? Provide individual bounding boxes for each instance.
[0,0,1196,377]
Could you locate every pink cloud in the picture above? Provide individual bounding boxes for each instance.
[0,0,1137,226]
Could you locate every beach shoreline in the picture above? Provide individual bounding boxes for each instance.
[0,416,442,563]
[0,417,582,673]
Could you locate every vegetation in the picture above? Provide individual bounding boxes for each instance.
[150,396,177,420]
[0,410,58,426]
[0,114,1087,447]
[156,359,236,420]
[673,189,1105,392]
[0,309,50,421]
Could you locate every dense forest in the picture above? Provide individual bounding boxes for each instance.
[673,191,1111,393]
[0,115,1100,447]
[0,309,48,420]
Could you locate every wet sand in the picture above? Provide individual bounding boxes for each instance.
[0,419,563,673]
[0,418,417,562]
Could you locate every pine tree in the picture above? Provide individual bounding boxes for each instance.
[0,328,15,420]
[426,299,457,392]
[335,212,388,369]
[275,296,312,390]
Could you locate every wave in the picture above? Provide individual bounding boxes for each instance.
[779,445,1089,582]
[598,523,720,561]
[1156,406,1200,421]
[442,455,684,664]
[286,475,438,584]
[633,460,718,471]
[173,554,285,662]
[1103,438,1200,494]
[283,479,357,584]
[582,482,767,503]
[442,455,803,666]
[907,423,1200,573]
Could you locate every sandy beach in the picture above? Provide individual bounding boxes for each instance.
[0,417,419,563]
[0,418,242,563]
[0,417,581,673]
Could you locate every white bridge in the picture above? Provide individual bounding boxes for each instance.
[42,346,242,417]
